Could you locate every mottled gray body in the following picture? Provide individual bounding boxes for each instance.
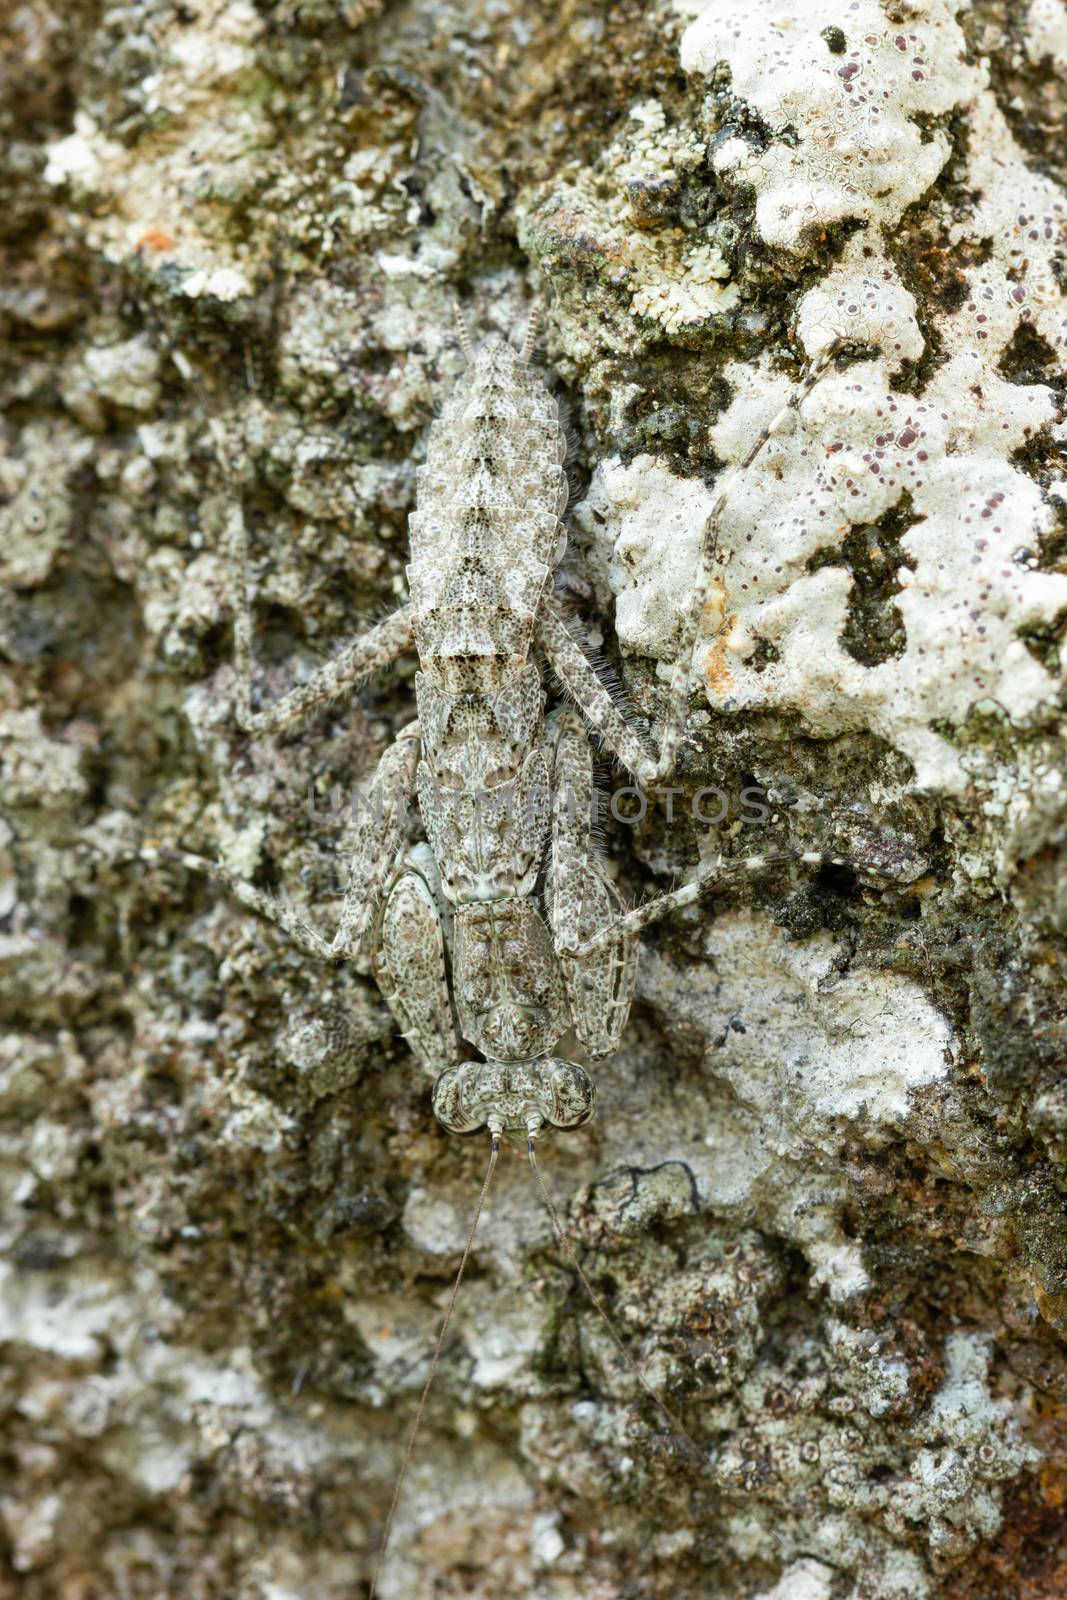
[376,337,636,1135]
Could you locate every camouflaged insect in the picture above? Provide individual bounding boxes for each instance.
[382,325,638,1137]
[156,315,861,1144]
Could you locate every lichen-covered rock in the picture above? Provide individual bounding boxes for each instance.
[3,0,1066,1598]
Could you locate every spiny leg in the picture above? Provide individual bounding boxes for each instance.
[560,847,901,961]
[222,496,415,737]
[144,727,421,961]
[539,599,662,786]
[543,710,637,1059]
[539,341,846,786]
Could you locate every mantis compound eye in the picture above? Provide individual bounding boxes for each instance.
[432,1059,596,1135]
[540,1059,597,1129]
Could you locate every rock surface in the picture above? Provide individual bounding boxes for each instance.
[2,1,1066,1597]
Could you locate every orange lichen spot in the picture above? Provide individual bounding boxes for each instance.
[700,581,726,630]
[136,228,176,253]
[543,205,634,268]
[1034,1279,1067,1334]
[703,633,734,698]
[1040,1461,1067,1510]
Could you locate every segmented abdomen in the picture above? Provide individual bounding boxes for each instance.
[407,335,568,689]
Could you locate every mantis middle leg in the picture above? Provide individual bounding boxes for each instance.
[543,710,638,1060]
[144,726,422,962]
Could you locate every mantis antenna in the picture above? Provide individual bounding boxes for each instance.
[368,1133,500,1600]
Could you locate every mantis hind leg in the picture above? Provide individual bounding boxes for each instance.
[544,711,638,1060]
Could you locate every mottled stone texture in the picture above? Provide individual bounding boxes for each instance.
[2,1,1066,1597]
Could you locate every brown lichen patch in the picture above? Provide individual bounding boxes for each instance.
[943,1402,1067,1600]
